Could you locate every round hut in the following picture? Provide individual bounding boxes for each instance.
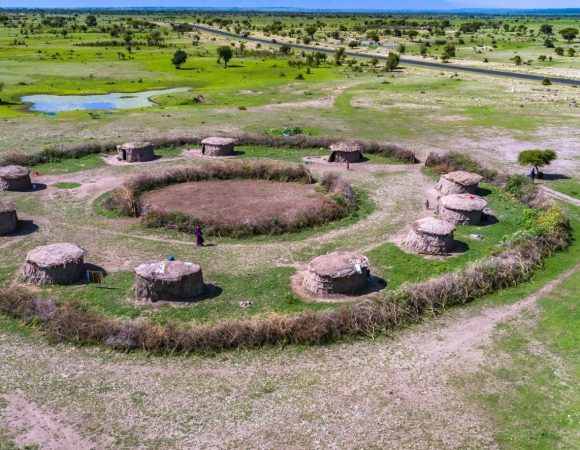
[23,243,85,285]
[201,137,236,156]
[328,141,364,163]
[0,165,32,191]
[117,142,156,163]
[303,251,370,295]
[406,217,456,255]
[134,260,205,302]
[437,171,483,195]
[0,201,18,235]
[438,194,488,225]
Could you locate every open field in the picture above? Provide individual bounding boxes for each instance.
[0,9,579,448]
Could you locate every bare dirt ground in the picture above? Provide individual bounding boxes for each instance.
[141,179,326,224]
[1,265,576,449]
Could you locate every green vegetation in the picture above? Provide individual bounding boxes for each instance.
[518,149,558,173]
[53,182,81,189]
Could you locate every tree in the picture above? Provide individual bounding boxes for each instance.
[348,40,358,49]
[555,47,564,56]
[539,24,553,34]
[217,45,233,67]
[334,47,346,65]
[441,43,456,61]
[171,49,187,69]
[406,29,419,41]
[384,52,400,71]
[147,29,163,47]
[512,55,522,66]
[304,26,317,37]
[568,48,576,57]
[559,27,578,42]
[85,14,97,27]
[518,149,557,175]
[419,44,428,57]
[397,43,406,54]
[370,57,379,67]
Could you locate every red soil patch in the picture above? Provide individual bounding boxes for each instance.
[141,180,326,223]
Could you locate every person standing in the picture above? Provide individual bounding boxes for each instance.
[195,224,204,247]
[530,168,536,183]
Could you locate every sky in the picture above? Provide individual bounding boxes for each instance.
[0,0,578,9]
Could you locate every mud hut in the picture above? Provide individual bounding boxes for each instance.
[303,251,370,295]
[117,142,156,163]
[201,137,236,156]
[0,165,32,191]
[406,217,455,255]
[437,171,483,195]
[23,243,85,285]
[134,260,205,302]
[328,141,364,163]
[0,201,18,235]
[438,194,488,225]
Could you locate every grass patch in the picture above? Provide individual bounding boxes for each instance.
[53,182,81,189]
[30,153,105,175]
[548,179,580,200]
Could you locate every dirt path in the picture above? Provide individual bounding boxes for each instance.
[540,185,580,206]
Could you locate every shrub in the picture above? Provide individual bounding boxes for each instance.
[424,151,503,184]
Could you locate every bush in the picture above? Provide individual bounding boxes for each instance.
[505,175,543,207]
[424,151,503,184]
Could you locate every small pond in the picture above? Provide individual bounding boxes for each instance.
[22,87,191,113]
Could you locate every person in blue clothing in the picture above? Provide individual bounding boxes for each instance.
[530,168,537,182]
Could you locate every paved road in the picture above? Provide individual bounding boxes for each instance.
[192,24,580,86]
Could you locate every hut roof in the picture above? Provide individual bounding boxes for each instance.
[440,194,487,212]
[135,260,201,282]
[412,217,455,235]
[118,141,153,151]
[0,165,30,179]
[307,251,369,277]
[201,137,236,146]
[26,243,84,268]
[0,201,17,213]
[442,171,483,186]
[329,141,365,153]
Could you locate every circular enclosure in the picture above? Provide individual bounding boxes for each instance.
[303,251,370,295]
[406,217,455,255]
[201,137,236,156]
[0,165,32,191]
[134,260,205,302]
[437,171,483,195]
[438,194,488,225]
[141,179,329,230]
[116,142,155,162]
[328,141,364,163]
[23,243,85,285]
[0,201,18,235]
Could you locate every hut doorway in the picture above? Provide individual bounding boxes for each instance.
[121,149,127,161]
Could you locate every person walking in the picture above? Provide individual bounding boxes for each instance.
[195,224,204,247]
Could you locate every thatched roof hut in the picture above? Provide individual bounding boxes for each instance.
[0,201,18,235]
[406,217,455,255]
[0,165,32,191]
[117,142,156,163]
[303,251,370,295]
[328,141,364,163]
[438,194,487,225]
[23,243,85,285]
[134,260,205,302]
[201,137,236,156]
[437,171,483,195]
